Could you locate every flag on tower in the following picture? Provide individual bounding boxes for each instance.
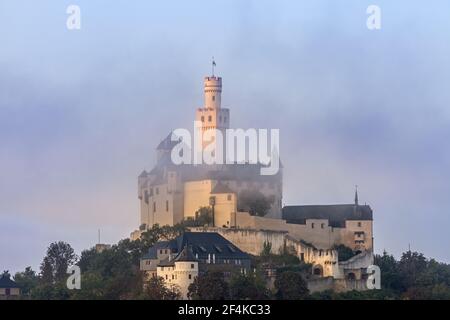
[212,57,216,76]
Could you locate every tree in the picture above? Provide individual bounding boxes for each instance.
[374,251,403,292]
[194,207,213,226]
[40,241,77,284]
[141,276,181,300]
[398,251,427,290]
[230,272,269,300]
[238,190,274,217]
[333,244,357,262]
[261,241,272,256]
[188,272,230,300]
[274,271,309,300]
[14,267,39,296]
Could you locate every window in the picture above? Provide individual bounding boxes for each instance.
[188,274,192,280]
[212,95,215,101]
[164,249,167,254]
[358,222,362,227]
[311,223,315,229]
[5,288,10,296]
[153,202,156,212]
[165,275,168,280]
[201,116,204,122]
[208,115,212,122]
[227,194,232,201]
[191,264,195,269]
[321,223,325,229]
[172,275,174,280]
[166,200,169,212]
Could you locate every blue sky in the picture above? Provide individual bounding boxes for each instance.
[1,0,450,273]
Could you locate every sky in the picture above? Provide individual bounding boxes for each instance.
[1,0,450,273]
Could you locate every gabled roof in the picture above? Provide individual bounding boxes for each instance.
[141,241,176,259]
[142,232,250,263]
[174,245,197,262]
[139,170,148,178]
[176,232,249,260]
[282,204,373,228]
[0,275,20,289]
[156,132,180,150]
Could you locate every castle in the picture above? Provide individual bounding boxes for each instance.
[131,69,374,294]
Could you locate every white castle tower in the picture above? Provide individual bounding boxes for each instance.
[195,76,230,133]
[195,61,230,140]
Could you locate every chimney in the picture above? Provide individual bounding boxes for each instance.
[213,254,216,264]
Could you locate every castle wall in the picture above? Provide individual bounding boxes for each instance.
[235,212,373,252]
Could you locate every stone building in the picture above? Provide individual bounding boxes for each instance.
[141,232,251,298]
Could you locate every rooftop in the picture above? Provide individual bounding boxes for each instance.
[282,204,373,228]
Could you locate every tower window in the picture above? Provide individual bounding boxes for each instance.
[189,274,192,280]
[212,95,215,101]
[227,194,232,201]
[208,115,212,122]
[311,223,315,229]
[358,222,362,227]
[191,264,195,269]
[201,116,204,122]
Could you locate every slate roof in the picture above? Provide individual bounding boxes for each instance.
[176,232,249,260]
[141,241,175,259]
[142,232,250,264]
[0,275,20,289]
[282,204,373,228]
[156,132,181,150]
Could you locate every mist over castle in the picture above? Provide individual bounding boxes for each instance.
[132,70,375,297]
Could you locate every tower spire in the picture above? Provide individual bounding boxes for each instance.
[354,185,359,206]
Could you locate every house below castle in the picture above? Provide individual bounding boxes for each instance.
[141,232,251,299]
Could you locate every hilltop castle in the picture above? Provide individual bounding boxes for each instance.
[131,70,374,293]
